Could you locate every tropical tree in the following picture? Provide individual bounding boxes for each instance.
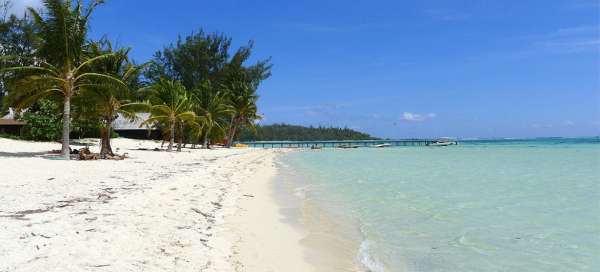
[141,78,197,152]
[79,40,146,158]
[1,0,125,159]
[191,80,232,148]
[145,30,231,90]
[0,0,38,111]
[223,78,261,147]
[145,31,271,147]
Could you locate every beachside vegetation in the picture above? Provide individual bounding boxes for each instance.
[1,0,127,159]
[140,78,198,152]
[78,39,147,158]
[20,99,62,141]
[0,0,271,159]
[144,30,271,148]
[238,123,378,141]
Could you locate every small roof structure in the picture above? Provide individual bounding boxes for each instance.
[0,108,26,125]
[0,119,26,125]
[113,113,153,130]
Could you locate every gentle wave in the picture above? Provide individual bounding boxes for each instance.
[358,239,387,272]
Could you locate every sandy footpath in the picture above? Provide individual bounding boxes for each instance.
[0,138,313,272]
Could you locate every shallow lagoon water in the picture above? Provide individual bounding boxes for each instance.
[283,138,600,271]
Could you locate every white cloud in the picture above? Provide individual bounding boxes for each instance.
[5,0,42,17]
[536,25,600,54]
[401,112,436,122]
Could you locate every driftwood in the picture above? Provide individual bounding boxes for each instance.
[78,148,128,161]
[104,153,128,160]
[78,148,99,160]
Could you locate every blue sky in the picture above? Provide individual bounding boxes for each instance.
[11,0,600,138]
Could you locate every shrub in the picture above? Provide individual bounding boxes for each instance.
[20,100,62,141]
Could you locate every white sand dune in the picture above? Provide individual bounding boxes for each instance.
[0,138,315,272]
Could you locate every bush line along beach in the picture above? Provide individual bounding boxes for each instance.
[1,0,271,159]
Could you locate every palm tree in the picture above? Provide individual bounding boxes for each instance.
[80,40,146,158]
[223,79,261,147]
[1,0,125,159]
[141,78,197,152]
[191,80,232,149]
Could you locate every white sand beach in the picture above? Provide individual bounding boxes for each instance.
[0,138,316,272]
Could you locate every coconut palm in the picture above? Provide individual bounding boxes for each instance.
[1,0,125,159]
[80,40,147,158]
[191,80,232,149]
[223,79,261,147]
[141,78,197,152]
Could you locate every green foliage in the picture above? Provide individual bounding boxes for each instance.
[222,76,261,145]
[0,132,23,140]
[2,0,127,158]
[145,30,231,89]
[141,78,198,151]
[78,38,145,127]
[144,29,271,90]
[0,1,37,112]
[20,99,62,141]
[189,80,232,146]
[144,30,271,147]
[238,123,378,141]
[1,1,272,151]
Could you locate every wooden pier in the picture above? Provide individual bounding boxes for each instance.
[238,139,439,148]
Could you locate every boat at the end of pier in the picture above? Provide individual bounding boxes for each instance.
[427,138,459,147]
[373,143,392,148]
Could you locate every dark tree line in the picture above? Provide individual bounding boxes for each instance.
[0,1,37,107]
[238,123,378,141]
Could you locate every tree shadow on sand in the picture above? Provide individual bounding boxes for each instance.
[0,151,63,159]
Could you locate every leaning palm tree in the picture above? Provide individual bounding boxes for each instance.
[80,40,147,158]
[141,78,197,152]
[1,0,125,159]
[223,79,261,147]
[191,80,232,149]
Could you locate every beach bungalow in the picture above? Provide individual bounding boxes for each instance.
[113,113,161,140]
[0,109,26,135]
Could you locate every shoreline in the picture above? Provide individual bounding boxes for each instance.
[223,149,319,271]
[227,152,365,272]
[270,151,389,272]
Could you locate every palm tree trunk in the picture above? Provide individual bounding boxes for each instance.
[100,119,114,158]
[61,95,71,160]
[168,122,175,152]
[203,126,211,149]
[177,122,183,152]
[226,117,238,148]
[227,120,239,148]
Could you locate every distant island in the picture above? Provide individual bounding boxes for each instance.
[238,123,379,141]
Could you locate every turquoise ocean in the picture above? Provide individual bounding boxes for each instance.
[280,138,600,272]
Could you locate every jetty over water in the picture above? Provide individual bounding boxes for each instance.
[239,139,439,148]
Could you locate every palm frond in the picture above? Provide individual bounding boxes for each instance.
[75,72,127,88]
[0,66,59,76]
[14,88,63,110]
[140,116,169,128]
[73,52,118,75]
[120,102,150,115]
